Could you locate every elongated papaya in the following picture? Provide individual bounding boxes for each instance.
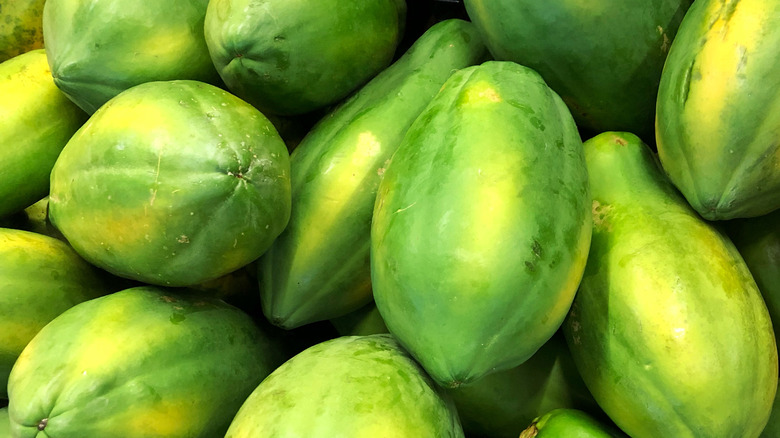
[371,61,591,387]
[563,132,778,437]
[259,19,487,329]
[656,0,780,219]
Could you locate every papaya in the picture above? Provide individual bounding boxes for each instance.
[7,287,284,438]
[519,409,626,438]
[204,0,406,116]
[447,333,601,438]
[0,228,109,399]
[42,0,220,113]
[0,0,45,62]
[463,0,692,142]
[656,0,780,219]
[225,334,464,437]
[0,49,87,218]
[259,19,487,330]
[563,132,778,437]
[49,80,291,287]
[329,302,389,337]
[724,210,780,341]
[371,61,591,387]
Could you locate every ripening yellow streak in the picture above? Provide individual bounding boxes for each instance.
[122,397,198,436]
[689,0,765,132]
[461,81,502,105]
[288,131,382,270]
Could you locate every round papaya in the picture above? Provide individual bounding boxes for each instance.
[7,286,285,438]
[43,0,220,113]
[225,334,464,437]
[49,80,291,287]
[204,0,407,115]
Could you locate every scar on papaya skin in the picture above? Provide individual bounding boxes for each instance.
[592,200,613,231]
[614,137,628,146]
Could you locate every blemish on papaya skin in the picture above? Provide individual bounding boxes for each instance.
[592,200,614,231]
[614,137,628,146]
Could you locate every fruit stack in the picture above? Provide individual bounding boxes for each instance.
[1,0,778,437]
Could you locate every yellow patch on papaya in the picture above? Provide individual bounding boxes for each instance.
[461,81,502,105]
[122,397,198,436]
[690,0,765,128]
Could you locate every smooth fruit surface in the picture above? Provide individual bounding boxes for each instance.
[519,409,625,438]
[205,0,406,115]
[43,0,220,113]
[259,19,487,329]
[0,49,87,218]
[7,287,284,438]
[49,80,291,287]
[371,61,591,387]
[225,334,464,437]
[656,0,780,219]
[564,132,778,438]
[0,228,108,399]
[464,0,691,141]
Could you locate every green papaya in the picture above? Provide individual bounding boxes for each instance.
[464,0,691,142]
[225,334,464,437]
[656,0,780,219]
[49,80,291,287]
[563,132,778,437]
[0,0,45,62]
[204,0,406,116]
[0,228,109,399]
[447,333,601,438]
[724,210,780,341]
[43,0,220,113]
[519,409,626,438]
[0,49,87,218]
[259,19,487,329]
[7,287,284,437]
[371,61,591,387]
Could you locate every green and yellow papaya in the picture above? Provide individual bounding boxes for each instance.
[519,409,626,438]
[656,0,780,219]
[0,0,45,62]
[0,407,8,438]
[0,49,87,218]
[464,0,692,142]
[49,80,291,287]
[225,334,464,437]
[259,19,487,329]
[0,228,109,399]
[371,61,591,387]
[43,0,220,113]
[7,287,284,437]
[564,132,778,437]
[205,0,406,116]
